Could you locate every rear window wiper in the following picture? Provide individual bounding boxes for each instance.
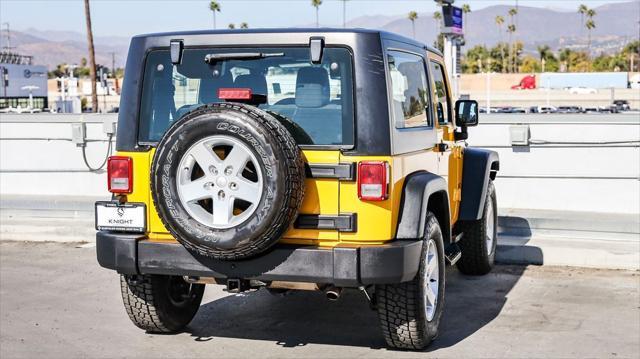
[204,52,284,64]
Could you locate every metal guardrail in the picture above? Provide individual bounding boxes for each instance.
[1,113,638,178]
[0,113,118,124]
[480,114,640,125]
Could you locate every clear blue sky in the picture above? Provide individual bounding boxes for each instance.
[0,0,632,37]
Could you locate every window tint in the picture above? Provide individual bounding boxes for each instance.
[387,51,431,128]
[429,61,451,124]
[138,47,354,146]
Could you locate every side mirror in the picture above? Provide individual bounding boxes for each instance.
[455,99,479,127]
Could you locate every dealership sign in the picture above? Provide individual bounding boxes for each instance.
[442,5,464,35]
[23,69,46,78]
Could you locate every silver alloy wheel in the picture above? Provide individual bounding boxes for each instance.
[424,238,439,322]
[485,198,495,255]
[176,135,263,229]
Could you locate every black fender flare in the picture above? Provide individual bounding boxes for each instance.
[396,172,451,246]
[458,148,500,221]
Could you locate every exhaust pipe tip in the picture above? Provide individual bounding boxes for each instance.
[325,286,342,301]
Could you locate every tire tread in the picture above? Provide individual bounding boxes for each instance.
[376,213,444,350]
[456,180,496,275]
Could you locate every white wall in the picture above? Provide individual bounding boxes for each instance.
[466,115,640,214]
[0,114,116,198]
[1,113,639,214]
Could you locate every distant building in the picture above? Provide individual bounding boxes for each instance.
[0,52,48,110]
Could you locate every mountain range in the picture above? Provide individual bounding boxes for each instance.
[1,1,638,70]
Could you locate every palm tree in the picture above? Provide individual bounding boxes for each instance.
[228,23,235,29]
[507,8,518,73]
[209,1,221,29]
[507,24,516,73]
[408,11,418,39]
[240,22,248,29]
[83,0,97,112]
[461,4,471,30]
[433,11,442,37]
[341,0,349,28]
[578,4,588,37]
[495,15,505,72]
[537,45,551,62]
[586,19,596,59]
[312,0,322,28]
[538,44,551,72]
[585,8,596,62]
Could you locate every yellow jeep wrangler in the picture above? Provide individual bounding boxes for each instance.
[96,29,499,350]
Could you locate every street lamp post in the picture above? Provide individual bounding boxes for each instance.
[21,85,39,110]
[435,0,463,98]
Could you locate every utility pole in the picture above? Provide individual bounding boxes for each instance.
[436,0,463,98]
[486,58,492,113]
[84,0,98,113]
[110,52,116,76]
[2,22,13,51]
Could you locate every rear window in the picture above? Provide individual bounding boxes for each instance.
[138,47,354,146]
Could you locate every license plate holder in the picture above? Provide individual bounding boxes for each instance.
[95,201,146,233]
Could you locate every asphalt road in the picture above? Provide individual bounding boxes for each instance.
[1,242,638,358]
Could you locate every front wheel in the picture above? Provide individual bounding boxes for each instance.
[456,180,498,275]
[120,274,205,333]
[375,212,446,350]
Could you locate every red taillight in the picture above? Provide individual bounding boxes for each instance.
[107,156,132,193]
[218,88,253,100]
[357,161,389,201]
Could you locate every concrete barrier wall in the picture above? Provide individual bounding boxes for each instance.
[0,114,117,197]
[466,115,640,214]
[1,113,639,214]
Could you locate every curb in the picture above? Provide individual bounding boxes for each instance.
[1,196,638,270]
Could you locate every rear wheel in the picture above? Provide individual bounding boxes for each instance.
[456,180,497,275]
[120,275,205,333]
[376,212,446,350]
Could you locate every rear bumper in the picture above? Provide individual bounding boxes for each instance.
[96,231,422,287]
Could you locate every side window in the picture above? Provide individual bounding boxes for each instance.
[429,61,451,125]
[387,51,431,128]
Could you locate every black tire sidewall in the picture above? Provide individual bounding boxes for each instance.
[151,275,205,331]
[457,179,498,275]
[151,105,295,258]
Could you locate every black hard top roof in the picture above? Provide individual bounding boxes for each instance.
[133,28,443,56]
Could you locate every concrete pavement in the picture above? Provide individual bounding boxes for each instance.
[1,241,638,358]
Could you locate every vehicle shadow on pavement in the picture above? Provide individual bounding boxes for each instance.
[187,265,530,350]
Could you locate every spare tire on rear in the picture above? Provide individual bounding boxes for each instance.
[151,103,305,260]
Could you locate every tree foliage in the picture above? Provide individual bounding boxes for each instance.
[461,41,638,74]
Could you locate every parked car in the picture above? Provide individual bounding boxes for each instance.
[95,29,499,350]
[567,87,597,95]
[557,106,583,114]
[535,105,557,113]
[496,106,525,113]
[598,106,617,113]
[2,105,42,113]
[612,100,630,112]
